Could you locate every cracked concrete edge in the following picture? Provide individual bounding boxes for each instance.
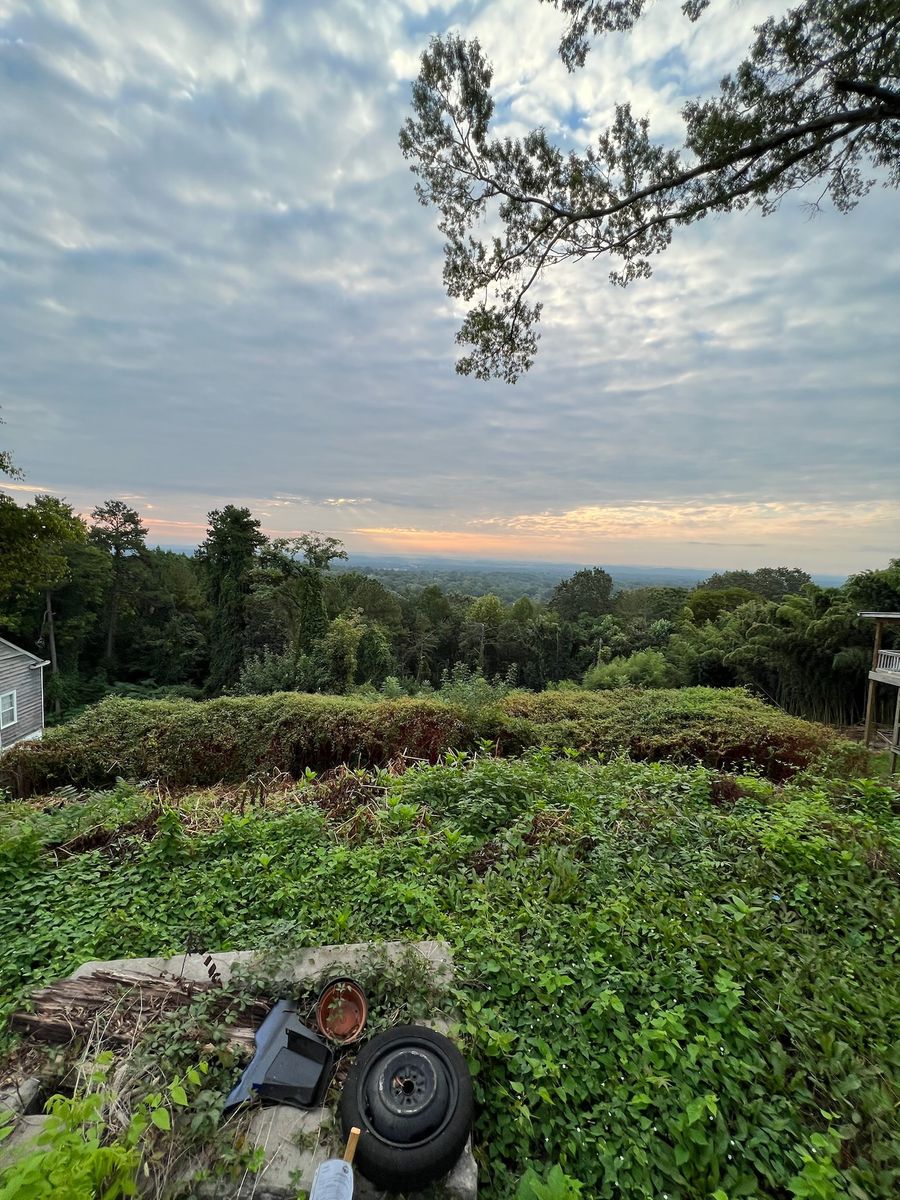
[0,1086,51,1172]
[232,1104,476,1200]
[1,1073,48,1170]
[0,1076,43,1119]
[0,1114,51,1168]
[69,939,454,989]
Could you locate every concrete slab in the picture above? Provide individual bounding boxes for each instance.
[0,1076,42,1118]
[0,1077,48,1173]
[235,1104,477,1200]
[20,942,475,1198]
[236,1104,332,1198]
[0,1114,51,1169]
[70,940,454,990]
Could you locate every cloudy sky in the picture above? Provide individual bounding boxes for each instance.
[1,0,897,573]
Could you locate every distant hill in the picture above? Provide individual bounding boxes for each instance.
[153,544,845,603]
[332,554,846,602]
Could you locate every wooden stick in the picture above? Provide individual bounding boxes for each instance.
[343,1127,361,1164]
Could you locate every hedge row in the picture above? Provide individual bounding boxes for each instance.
[0,687,857,797]
[500,688,849,777]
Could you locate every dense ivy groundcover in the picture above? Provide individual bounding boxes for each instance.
[1,754,898,1198]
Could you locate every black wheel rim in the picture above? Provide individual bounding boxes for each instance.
[356,1034,459,1148]
[376,1048,440,1117]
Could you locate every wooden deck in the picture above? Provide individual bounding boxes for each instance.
[869,649,900,686]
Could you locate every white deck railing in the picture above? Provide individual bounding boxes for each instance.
[876,649,900,675]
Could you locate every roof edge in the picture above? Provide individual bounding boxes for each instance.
[0,635,49,664]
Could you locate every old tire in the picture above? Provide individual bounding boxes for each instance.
[340,1024,474,1190]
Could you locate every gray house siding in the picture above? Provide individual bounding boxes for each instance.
[0,639,47,750]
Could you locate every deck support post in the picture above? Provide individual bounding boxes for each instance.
[863,619,884,749]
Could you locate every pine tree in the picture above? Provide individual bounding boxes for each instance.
[199,506,265,693]
[90,500,148,667]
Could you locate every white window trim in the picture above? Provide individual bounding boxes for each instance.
[0,689,17,729]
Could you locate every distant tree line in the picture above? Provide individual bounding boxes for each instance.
[583,562,900,726]
[1,478,897,727]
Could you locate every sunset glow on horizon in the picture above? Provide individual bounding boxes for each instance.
[4,479,896,573]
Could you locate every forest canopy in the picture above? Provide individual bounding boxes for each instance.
[1,486,897,728]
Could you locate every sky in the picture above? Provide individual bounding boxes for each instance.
[0,0,897,574]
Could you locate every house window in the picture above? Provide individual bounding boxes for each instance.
[0,690,16,729]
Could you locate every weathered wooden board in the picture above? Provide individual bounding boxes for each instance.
[10,969,269,1049]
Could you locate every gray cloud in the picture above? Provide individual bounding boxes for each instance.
[0,0,897,571]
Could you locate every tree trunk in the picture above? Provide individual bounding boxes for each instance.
[44,590,61,717]
[105,589,118,662]
[104,550,121,665]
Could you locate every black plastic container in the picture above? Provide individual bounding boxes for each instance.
[224,999,334,1110]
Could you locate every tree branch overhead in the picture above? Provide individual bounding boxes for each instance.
[400,0,900,382]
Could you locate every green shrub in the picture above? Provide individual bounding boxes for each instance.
[583,647,675,690]
[379,674,409,699]
[110,681,204,702]
[499,687,857,780]
[0,1089,140,1199]
[232,649,320,695]
[0,694,477,797]
[0,688,859,798]
[435,662,518,712]
[0,1055,239,1198]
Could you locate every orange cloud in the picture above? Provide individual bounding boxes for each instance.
[141,516,210,536]
[355,498,900,564]
[1,482,54,494]
[354,526,546,557]
[470,499,900,540]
